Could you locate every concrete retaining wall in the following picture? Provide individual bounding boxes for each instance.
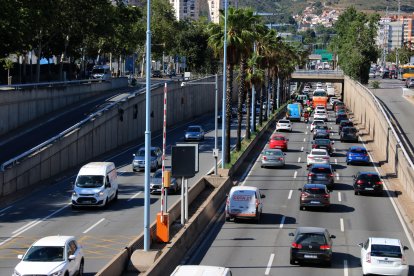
[0,76,225,198]
[344,76,414,201]
[0,78,128,136]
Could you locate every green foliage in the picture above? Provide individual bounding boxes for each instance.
[329,7,379,84]
[371,80,380,89]
[386,47,414,65]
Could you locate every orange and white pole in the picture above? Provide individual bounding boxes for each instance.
[161,83,168,220]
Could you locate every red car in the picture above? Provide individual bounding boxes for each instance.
[269,134,288,151]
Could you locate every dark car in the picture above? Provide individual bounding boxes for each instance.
[312,139,334,155]
[332,101,344,110]
[336,114,348,124]
[353,172,383,196]
[289,227,336,266]
[339,120,354,132]
[313,129,330,140]
[340,126,358,142]
[152,70,163,78]
[299,184,331,211]
[308,164,335,190]
[381,70,390,79]
[166,69,176,77]
[335,109,347,117]
[346,146,369,165]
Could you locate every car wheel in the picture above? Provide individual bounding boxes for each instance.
[132,168,137,172]
[354,191,359,195]
[114,190,118,201]
[225,216,230,222]
[290,258,296,265]
[78,259,84,276]
[346,161,350,165]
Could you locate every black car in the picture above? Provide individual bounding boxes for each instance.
[353,172,383,196]
[339,120,354,132]
[340,126,358,142]
[299,184,331,211]
[332,101,344,110]
[289,227,336,266]
[313,129,330,140]
[336,114,348,124]
[152,70,163,78]
[308,164,335,190]
[312,139,334,155]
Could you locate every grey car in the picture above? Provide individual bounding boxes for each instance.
[308,164,335,190]
[132,147,162,172]
[150,169,181,194]
[184,125,205,141]
[299,183,331,210]
[340,126,358,142]
[261,149,286,168]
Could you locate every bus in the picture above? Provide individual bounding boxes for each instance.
[401,65,414,80]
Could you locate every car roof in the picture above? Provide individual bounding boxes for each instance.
[188,125,202,128]
[358,171,379,176]
[272,134,285,138]
[312,120,325,123]
[303,183,327,189]
[296,227,327,234]
[369,237,401,246]
[342,126,356,130]
[33,236,74,247]
[230,186,258,192]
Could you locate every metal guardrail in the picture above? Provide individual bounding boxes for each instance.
[0,79,107,90]
[0,81,168,171]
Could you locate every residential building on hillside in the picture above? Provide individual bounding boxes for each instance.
[377,14,414,56]
[169,0,237,23]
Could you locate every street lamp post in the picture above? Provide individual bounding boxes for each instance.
[181,74,219,175]
[222,0,228,168]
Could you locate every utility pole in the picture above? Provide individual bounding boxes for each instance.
[396,0,402,78]
[382,6,389,67]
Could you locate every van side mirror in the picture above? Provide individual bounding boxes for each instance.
[261,194,266,198]
[298,188,302,191]
[403,246,409,251]
[69,255,76,261]
[330,235,336,239]
[105,183,111,188]
[289,233,294,237]
[358,242,363,248]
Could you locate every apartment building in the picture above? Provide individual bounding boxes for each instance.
[169,0,237,23]
[377,14,414,53]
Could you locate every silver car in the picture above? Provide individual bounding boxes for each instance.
[261,149,286,168]
[150,169,181,194]
[132,147,162,172]
[184,125,205,141]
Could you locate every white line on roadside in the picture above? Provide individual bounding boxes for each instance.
[340,218,344,232]
[297,157,301,163]
[12,219,40,234]
[83,218,105,234]
[338,192,342,202]
[360,138,414,249]
[335,159,338,164]
[300,146,304,152]
[265,253,275,275]
[336,172,340,180]
[293,171,298,179]
[288,190,293,200]
[344,260,348,276]
[0,205,13,214]
[127,191,142,202]
[279,216,286,229]
[0,204,69,247]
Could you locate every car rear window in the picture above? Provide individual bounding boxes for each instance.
[296,233,326,245]
[304,188,326,194]
[188,127,201,132]
[351,148,367,154]
[231,190,256,202]
[343,128,357,133]
[371,244,402,258]
[315,139,330,145]
[311,167,331,173]
[312,151,327,156]
[264,150,283,156]
[358,174,380,181]
[279,120,289,124]
[272,136,285,141]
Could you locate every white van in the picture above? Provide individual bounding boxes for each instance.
[91,65,112,81]
[71,162,118,208]
[225,186,265,223]
[171,265,232,276]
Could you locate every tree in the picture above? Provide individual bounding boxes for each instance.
[330,7,379,84]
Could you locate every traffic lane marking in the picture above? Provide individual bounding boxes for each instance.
[288,190,293,200]
[265,253,275,275]
[340,218,344,232]
[83,218,106,234]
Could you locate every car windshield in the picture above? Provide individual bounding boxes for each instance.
[23,246,65,262]
[187,127,200,132]
[136,149,157,157]
[264,150,283,156]
[313,92,326,97]
[313,121,324,125]
[371,244,402,258]
[76,175,104,188]
[272,136,285,141]
[296,233,326,245]
[92,69,105,74]
[279,120,289,124]
[315,139,330,145]
[315,126,328,130]
[311,167,331,174]
[351,148,367,154]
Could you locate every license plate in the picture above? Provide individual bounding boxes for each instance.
[304,254,317,259]
[365,188,374,190]
[84,201,92,204]
[378,260,392,264]
[310,201,320,204]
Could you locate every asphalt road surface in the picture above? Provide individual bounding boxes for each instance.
[188,103,414,276]
[0,110,246,275]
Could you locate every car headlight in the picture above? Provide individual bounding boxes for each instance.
[51,271,64,276]
[95,191,105,197]
[13,270,21,276]
[72,191,78,197]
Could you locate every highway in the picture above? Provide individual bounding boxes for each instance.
[0,109,245,275]
[188,102,414,275]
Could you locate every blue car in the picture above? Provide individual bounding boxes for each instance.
[346,146,369,165]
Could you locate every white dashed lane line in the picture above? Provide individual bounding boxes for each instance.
[340,218,344,232]
[288,190,293,200]
[336,172,340,180]
[83,218,105,234]
[128,191,142,202]
[338,192,342,202]
[265,253,275,275]
[298,157,301,163]
[279,216,286,229]
[300,146,304,152]
[293,171,298,179]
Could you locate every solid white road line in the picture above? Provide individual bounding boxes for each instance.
[0,205,13,214]
[335,158,338,164]
[293,171,298,179]
[127,191,142,202]
[298,157,301,163]
[300,146,304,152]
[338,192,342,202]
[279,216,286,229]
[0,204,69,247]
[83,218,105,234]
[288,190,293,200]
[265,253,275,275]
[340,218,344,232]
[344,260,349,276]
[12,219,40,234]
[336,172,340,180]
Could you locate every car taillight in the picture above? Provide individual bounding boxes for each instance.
[402,254,407,265]
[323,157,330,160]
[366,252,371,263]
[323,194,330,199]
[312,144,317,148]
[328,173,334,177]
[279,157,284,161]
[262,156,267,160]
[277,123,280,126]
[308,156,314,159]
[364,153,369,157]
[375,181,382,185]
[256,199,259,207]
[226,197,229,205]
[356,180,364,185]
[308,173,314,177]
[320,244,330,250]
[291,242,302,249]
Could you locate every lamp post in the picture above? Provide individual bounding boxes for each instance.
[144,0,152,252]
[222,0,229,168]
[181,74,219,175]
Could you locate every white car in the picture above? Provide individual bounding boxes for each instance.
[329,97,339,105]
[307,149,330,166]
[359,237,409,276]
[311,120,326,132]
[315,105,326,112]
[14,236,84,276]
[276,119,292,132]
[314,110,328,121]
